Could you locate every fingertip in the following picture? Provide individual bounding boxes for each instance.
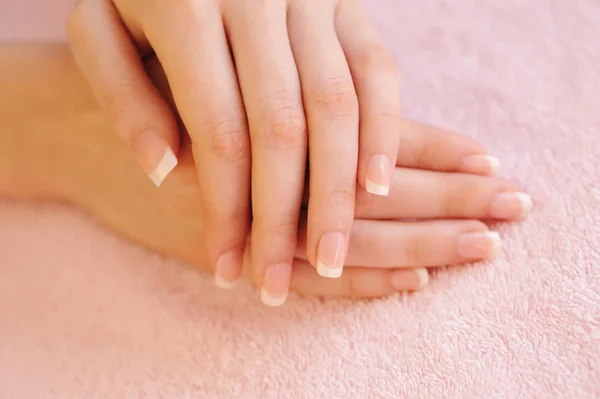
[391,268,428,292]
[460,154,501,176]
[365,154,392,196]
[260,289,288,307]
[214,250,244,289]
[415,268,429,289]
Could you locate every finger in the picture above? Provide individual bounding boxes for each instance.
[241,255,427,301]
[289,264,427,299]
[354,168,532,220]
[297,219,500,268]
[335,0,400,196]
[288,2,359,278]
[67,0,180,187]
[398,120,500,175]
[144,2,250,287]
[224,2,306,305]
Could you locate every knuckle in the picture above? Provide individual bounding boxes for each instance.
[344,273,366,297]
[206,203,250,236]
[262,99,307,150]
[256,213,299,237]
[311,77,358,118]
[203,110,250,163]
[402,236,426,265]
[441,176,476,217]
[101,82,150,142]
[369,111,401,132]
[322,181,356,208]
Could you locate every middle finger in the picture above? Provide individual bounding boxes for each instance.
[288,0,360,279]
[225,1,307,305]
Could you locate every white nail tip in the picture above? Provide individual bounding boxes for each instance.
[214,274,239,290]
[260,289,287,307]
[484,231,502,256]
[366,180,390,196]
[149,146,178,187]
[516,192,533,217]
[316,261,343,278]
[485,156,501,175]
[415,268,429,288]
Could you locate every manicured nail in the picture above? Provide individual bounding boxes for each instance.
[214,251,243,289]
[461,155,500,175]
[415,268,429,289]
[457,231,502,259]
[261,263,292,307]
[391,268,428,291]
[365,154,392,196]
[132,130,178,187]
[316,232,346,278]
[489,192,533,220]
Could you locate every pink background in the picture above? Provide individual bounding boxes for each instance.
[1,0,599,398]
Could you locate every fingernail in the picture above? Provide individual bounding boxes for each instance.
[133,130,178,187]
[366,154,392,196]
[316,232,346,278]
[214,251,243,289]
[489,192,533,220]
[415,268,429,289]
[461,155,500,175]
[261,263,292,307]
[457,231,502,259]
[391,268,428,291]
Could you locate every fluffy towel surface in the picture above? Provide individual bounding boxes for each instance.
[1,0,599,397]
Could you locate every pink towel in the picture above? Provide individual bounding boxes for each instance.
[1,0,599,397]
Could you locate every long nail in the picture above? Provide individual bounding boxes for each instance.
[461,155,500,175]
[316,232,346,278]
[214,251,243,289]
[365,154,392,196]
[133,130,178,187]
[261,263,292,307]
[489,192,533,220]
[457,231,502,259]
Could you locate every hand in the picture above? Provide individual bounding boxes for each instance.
[66,0,408,296]
[80,116,529,303]
[1,44,531,303]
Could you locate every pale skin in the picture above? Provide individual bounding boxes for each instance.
[0,43,532,303]
[66,0,515,301]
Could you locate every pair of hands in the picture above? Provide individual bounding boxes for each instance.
[67,0,529,305]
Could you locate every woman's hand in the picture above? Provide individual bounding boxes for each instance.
[80,117,528,304]
[0,44,531,305]
[66,0,412,293]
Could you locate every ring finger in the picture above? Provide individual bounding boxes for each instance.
[288,0,360,279]
[224,2,307,306]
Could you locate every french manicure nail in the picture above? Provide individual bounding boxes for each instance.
[261,263,292,307]
[132,130,178,187]
[366,154,392,196]
[461,155,500,175]
[214,251,243,289]
[316,232,346,278]
[489,192,533,220]
[457,231,502,259]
